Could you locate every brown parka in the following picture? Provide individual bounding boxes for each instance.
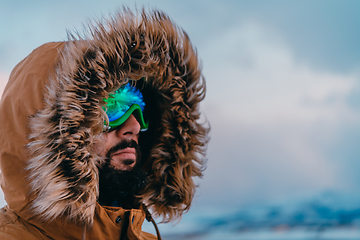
[0,9,208,240]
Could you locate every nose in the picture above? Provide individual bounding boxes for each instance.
[114,114,141,140]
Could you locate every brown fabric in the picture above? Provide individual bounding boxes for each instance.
[0,42,63,218]
[0,9,207,239]
[0,205,157,240]
[0,206,43,240]
[0,41,156,240]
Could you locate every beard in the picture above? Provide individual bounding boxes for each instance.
[98,139,148,208]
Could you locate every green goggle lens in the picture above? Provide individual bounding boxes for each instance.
[103,83,148,131]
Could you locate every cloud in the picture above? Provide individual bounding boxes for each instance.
[0,188,4,208]
[0,72,9,98]
[203,21,358,126]
[196,20,360,208]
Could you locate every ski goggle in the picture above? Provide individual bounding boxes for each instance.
[103,83,148,132]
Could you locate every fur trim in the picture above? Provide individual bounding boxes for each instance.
[27,9,208,226]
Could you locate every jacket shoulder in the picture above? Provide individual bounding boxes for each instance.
[140,231,158,240]
[0,207,43,240]
[0,207,17,228]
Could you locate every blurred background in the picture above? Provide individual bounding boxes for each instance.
[1,0,360,239]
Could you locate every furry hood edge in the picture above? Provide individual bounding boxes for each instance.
[25,9,208,226]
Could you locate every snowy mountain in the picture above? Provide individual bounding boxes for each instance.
[154,191,360,240]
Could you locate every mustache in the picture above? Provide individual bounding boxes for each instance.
[106,139,139,159]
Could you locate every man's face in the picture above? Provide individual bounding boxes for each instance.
[95,114,141,171]
[95,114,148,207]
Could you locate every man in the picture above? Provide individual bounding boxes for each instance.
[0,9,208,240]
[96,82,151,209]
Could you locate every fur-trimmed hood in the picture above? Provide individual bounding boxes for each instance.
[0,9,207,229]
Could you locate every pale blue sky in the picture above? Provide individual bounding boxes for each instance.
[1,0,360,225]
